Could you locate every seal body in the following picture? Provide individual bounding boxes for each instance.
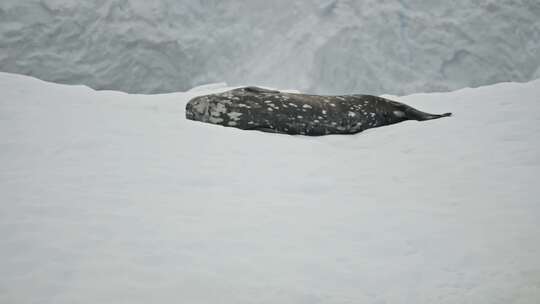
[186,87,451,136]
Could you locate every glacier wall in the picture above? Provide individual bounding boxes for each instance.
[1,0,539,95]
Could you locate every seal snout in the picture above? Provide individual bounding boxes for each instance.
[186,96,210,121]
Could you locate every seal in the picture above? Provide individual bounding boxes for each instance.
[186,86,451,135]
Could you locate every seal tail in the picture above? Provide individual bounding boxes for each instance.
[407,108,452,121]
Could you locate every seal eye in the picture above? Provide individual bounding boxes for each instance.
[393,110,405,118]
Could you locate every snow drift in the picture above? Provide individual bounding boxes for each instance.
[1,72,539,303]
[1,0,539,95]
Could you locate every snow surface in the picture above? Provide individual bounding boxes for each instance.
[1,72,540,303]
[1,1,540,95]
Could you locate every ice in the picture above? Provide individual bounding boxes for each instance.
[0,1,539,95]
[1,72,539,303]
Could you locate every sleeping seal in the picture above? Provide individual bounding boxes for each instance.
[186,86,451,136]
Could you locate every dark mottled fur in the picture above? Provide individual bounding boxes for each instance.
[186,87,451,136]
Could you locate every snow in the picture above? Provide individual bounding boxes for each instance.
[1,1,539,95]
[1,72,540,303]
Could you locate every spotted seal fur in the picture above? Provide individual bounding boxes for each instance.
[186,86,451,135]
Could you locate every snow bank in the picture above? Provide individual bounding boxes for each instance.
[1,72,539,303]
[1,1,539,95]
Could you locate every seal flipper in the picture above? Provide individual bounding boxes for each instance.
[244,86,280,94]
[419,112,452,121]
[406,107,452,121]
[243,125,280,134]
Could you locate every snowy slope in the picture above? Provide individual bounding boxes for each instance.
[1,0,540,95]
[1,72,540,303]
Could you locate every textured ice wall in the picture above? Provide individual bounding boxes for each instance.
[1,0,539,95]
